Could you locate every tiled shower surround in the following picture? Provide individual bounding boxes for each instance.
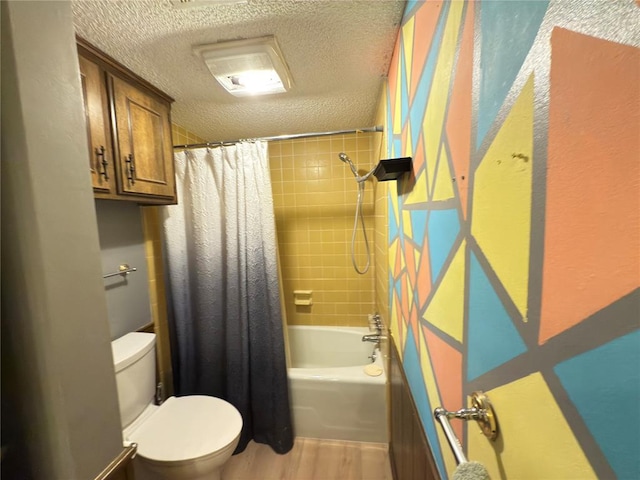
[172,123,206,148]
[269,133,382,327]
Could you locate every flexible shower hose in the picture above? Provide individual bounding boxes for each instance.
[350,180,371,275]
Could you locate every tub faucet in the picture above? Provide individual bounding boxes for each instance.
[362,333,381,344]
[368,313,383,334]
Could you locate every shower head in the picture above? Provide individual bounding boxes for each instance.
[338,152,359,177]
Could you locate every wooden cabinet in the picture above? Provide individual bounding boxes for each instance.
[110,75,175,199]
[77,38,177,204]
[79,55,116,193]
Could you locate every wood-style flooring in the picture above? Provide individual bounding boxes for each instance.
[222,438,393,480]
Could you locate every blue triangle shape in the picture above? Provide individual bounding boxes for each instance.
[410,209,428,248]
[409,72,429,154]
[467,252,527,380]
[427,209,460,280]
[555,330,640,479]
[476,0,549,149]
[403,0,423,23]
[394,276,403,301]
[403,328,446,479]
[393,137,402,159]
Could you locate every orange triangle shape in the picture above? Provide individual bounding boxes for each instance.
[445,1,474,219]
[423,325,464,442]
[395,242,403,277]
[406,242,417,288]
[417,234,432,308]
[410,3,442,99]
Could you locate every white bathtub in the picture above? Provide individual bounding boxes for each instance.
[287,326,388,443]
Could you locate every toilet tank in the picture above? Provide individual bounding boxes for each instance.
[111,332,156,429]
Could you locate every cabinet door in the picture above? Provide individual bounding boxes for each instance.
[78,55,115,193]
[110,75,176,200]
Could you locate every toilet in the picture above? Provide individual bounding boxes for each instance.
[112,332,242,480]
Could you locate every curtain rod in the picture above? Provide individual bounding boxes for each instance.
[173,125,384,150]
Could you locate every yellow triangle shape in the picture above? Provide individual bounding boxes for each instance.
[405,274,414,310]
[422,0,465,198]
[471,76,534,319]
[432,143,455,201]
[402,210,413,239]
[422,239,466,342]
[414,249,421,272]
[404,127,413,158]
[389,238,399,272]
[423,133,438,200]
[468,373,597,479]
[404,171,428,205]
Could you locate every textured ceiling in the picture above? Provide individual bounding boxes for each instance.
[71,0,404,142]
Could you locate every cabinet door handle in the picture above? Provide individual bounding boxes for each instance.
[125,153,136,185]
[95,146,109,181]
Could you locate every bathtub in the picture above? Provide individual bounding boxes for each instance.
[287,326,388,443]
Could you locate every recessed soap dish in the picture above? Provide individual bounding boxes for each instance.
[293,290,313,306]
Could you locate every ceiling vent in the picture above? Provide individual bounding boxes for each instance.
[193,36,293,97]
[170,0,249,8]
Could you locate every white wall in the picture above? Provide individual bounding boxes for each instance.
[1,1,123,478]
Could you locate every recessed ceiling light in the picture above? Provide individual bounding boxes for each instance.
[193,36,293,97]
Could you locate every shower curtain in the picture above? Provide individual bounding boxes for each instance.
[161,142,293,454]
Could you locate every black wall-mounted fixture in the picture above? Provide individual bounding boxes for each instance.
[373,157,413,181]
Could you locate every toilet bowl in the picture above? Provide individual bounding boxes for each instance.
[112,333,243,480]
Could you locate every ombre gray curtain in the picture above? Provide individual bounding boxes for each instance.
[161,142,293,454]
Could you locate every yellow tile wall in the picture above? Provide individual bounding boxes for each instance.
[269,133,381,327]
[141,206,174,397]
[171,122,206,147]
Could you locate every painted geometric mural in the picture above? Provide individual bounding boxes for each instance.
[384,1,640,479]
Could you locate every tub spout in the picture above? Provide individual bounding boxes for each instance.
[362,334,381,343]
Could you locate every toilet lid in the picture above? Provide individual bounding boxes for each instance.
[127,396,243,462]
